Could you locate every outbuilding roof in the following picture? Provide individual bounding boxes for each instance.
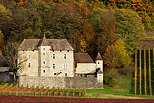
[74,53,94,63]
[18,38,74,51]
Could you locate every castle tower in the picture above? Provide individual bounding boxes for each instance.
[95,52,103,72]
[96,53,103,84]
[38,36,51,76]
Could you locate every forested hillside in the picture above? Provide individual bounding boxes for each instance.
[0,0,153,69]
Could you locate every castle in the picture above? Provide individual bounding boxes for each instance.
[17,37,103,88]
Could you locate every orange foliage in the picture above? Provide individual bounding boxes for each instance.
[16,0,27,7]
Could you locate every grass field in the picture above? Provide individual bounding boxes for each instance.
[86,75,154,99]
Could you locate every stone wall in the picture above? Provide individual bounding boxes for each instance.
[18,76,103,89]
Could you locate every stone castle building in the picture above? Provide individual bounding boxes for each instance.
[17,37,103,88]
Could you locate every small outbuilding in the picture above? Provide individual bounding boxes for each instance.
[0,56,13,82]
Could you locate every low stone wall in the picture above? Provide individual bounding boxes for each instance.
[18,76,103,89]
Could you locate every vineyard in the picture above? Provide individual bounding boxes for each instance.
[0,83,86,97]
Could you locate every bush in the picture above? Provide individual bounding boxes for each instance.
[117,63,133,76]
[104,68,119,87]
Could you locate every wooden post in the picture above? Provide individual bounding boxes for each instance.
[144,48,147,95]
[134,50,137,95]
[149,48,152,96]
[139,49,142,95]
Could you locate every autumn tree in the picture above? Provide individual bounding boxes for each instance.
[103,39,131,69]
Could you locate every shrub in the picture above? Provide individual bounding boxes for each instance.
[104,68,119,87]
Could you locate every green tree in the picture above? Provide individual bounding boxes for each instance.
[88,9,119,54]
[0,3,12,39]
[0,30,4,55]
[10,0,43,41]
[115,9,145,54]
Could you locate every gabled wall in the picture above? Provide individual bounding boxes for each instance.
[75,63,96,74]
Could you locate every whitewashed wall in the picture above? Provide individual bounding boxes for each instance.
[75,63,96,74]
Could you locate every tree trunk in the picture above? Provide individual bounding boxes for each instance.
[134,50,137,95]
[144,48,147,95]
[149,48,152,96]
[139,49,142,95]
[13,72,16,84]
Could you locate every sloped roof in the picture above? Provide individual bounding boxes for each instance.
[96,53,103,60]
[139,40,154,48]
[40,38,50,46]
[74,53,94,63]
[97,70,103,74]
[19,39,74,51]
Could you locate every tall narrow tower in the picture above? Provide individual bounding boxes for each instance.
[96,53,103,84]
[38,36,51,76]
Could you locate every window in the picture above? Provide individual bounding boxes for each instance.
[43,53,45,55]
[53,54,55,59]
[43,48,45,50]
[54,73,56,75]
[64,54,67,59]
[63,64,67,69]
[43,70,45,73]
[53,64,55,69]
[43,61,46,64]
[28,63,31,68]
[65,73,67,77]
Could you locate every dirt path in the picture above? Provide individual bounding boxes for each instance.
[98,94,143,99]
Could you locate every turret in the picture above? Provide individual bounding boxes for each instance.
[95,53,103,72]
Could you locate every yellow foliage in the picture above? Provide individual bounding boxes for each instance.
[79,39,87,52]
[103,44,131,68]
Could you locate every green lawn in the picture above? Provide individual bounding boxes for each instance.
[86,75,154,98]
